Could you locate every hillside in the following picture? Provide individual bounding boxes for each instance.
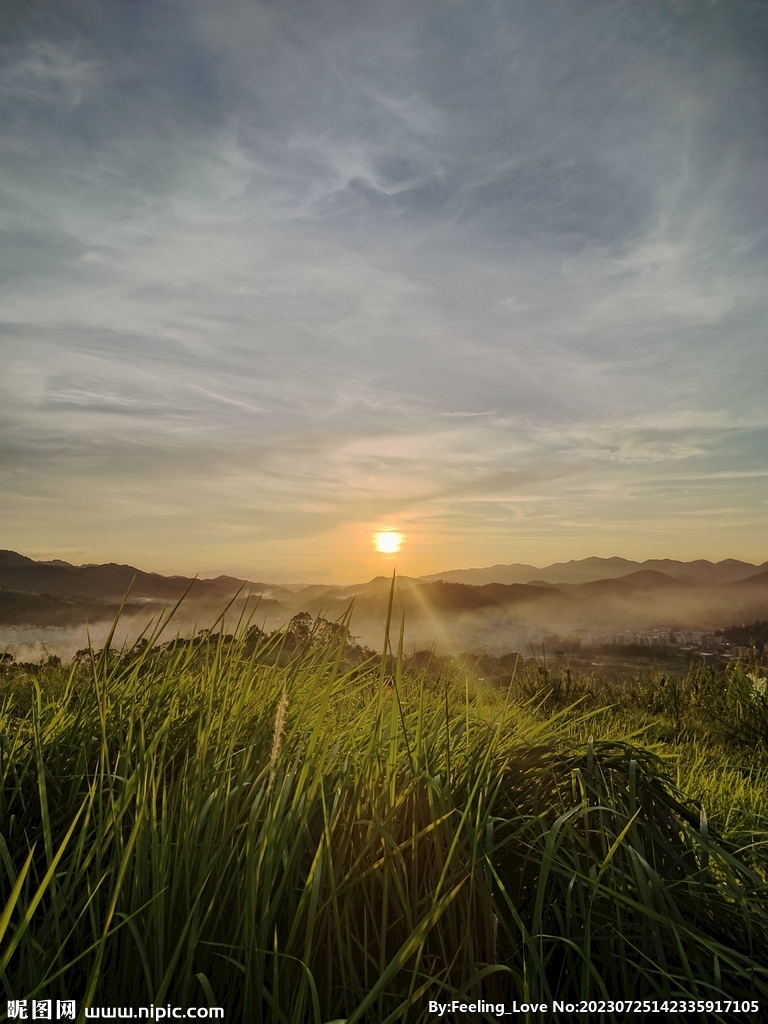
[421,556,767,586]
[1,552,766,644]
[0,550,293,604]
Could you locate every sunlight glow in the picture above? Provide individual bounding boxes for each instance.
[374,531,403,554]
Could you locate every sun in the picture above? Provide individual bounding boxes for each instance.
[374,531,403,554]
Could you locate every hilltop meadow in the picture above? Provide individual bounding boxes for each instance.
[1,596,767,1022]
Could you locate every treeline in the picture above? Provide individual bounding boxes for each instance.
[63,611,378,670]
[716,619,768,655]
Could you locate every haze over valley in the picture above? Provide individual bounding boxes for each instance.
[3,548,766,662]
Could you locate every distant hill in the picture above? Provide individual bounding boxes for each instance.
[2,550,766,634]
[562,570,696,598]
[298,579,575,625]
[0,550,294,605]
[332,569,768,635]
[415,581,573,614]
[724,570,768,590]
[0,588,162,627]
[420,556,766,586]
[294,575,422,612]
[419,561,544,586]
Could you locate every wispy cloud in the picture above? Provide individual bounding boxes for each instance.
[1,41,100,111]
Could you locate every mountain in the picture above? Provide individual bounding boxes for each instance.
[563,570,695,597]
[308,580,576,622]
[0,589,163,627]
[412,581,573,614]
[337,569,768,644]
[293,576,423,617]
[420,561,558,585]
[724,570,768,590]
[0,550,295,604]
[2,550,766,637]
[640,559,768,585]
[420,556,765,586]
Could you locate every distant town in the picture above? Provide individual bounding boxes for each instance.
[439,621,766,661]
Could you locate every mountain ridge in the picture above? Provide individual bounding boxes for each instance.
[0,550,294,603]
[2,550,766,601]
[419,556,766,587]
[1,551,766,636]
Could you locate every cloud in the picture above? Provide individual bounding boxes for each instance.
[1,0,766,575]
[0,40,100,112]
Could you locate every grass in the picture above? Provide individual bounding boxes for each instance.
[1,601,767,1022]
[501,657,768,849]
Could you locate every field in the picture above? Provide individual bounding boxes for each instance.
[2,604,767,1023]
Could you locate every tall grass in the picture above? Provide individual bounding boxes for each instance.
[2,609,767,1022]
[502,657,768,853]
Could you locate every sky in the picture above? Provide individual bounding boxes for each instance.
[1,0,766,583]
